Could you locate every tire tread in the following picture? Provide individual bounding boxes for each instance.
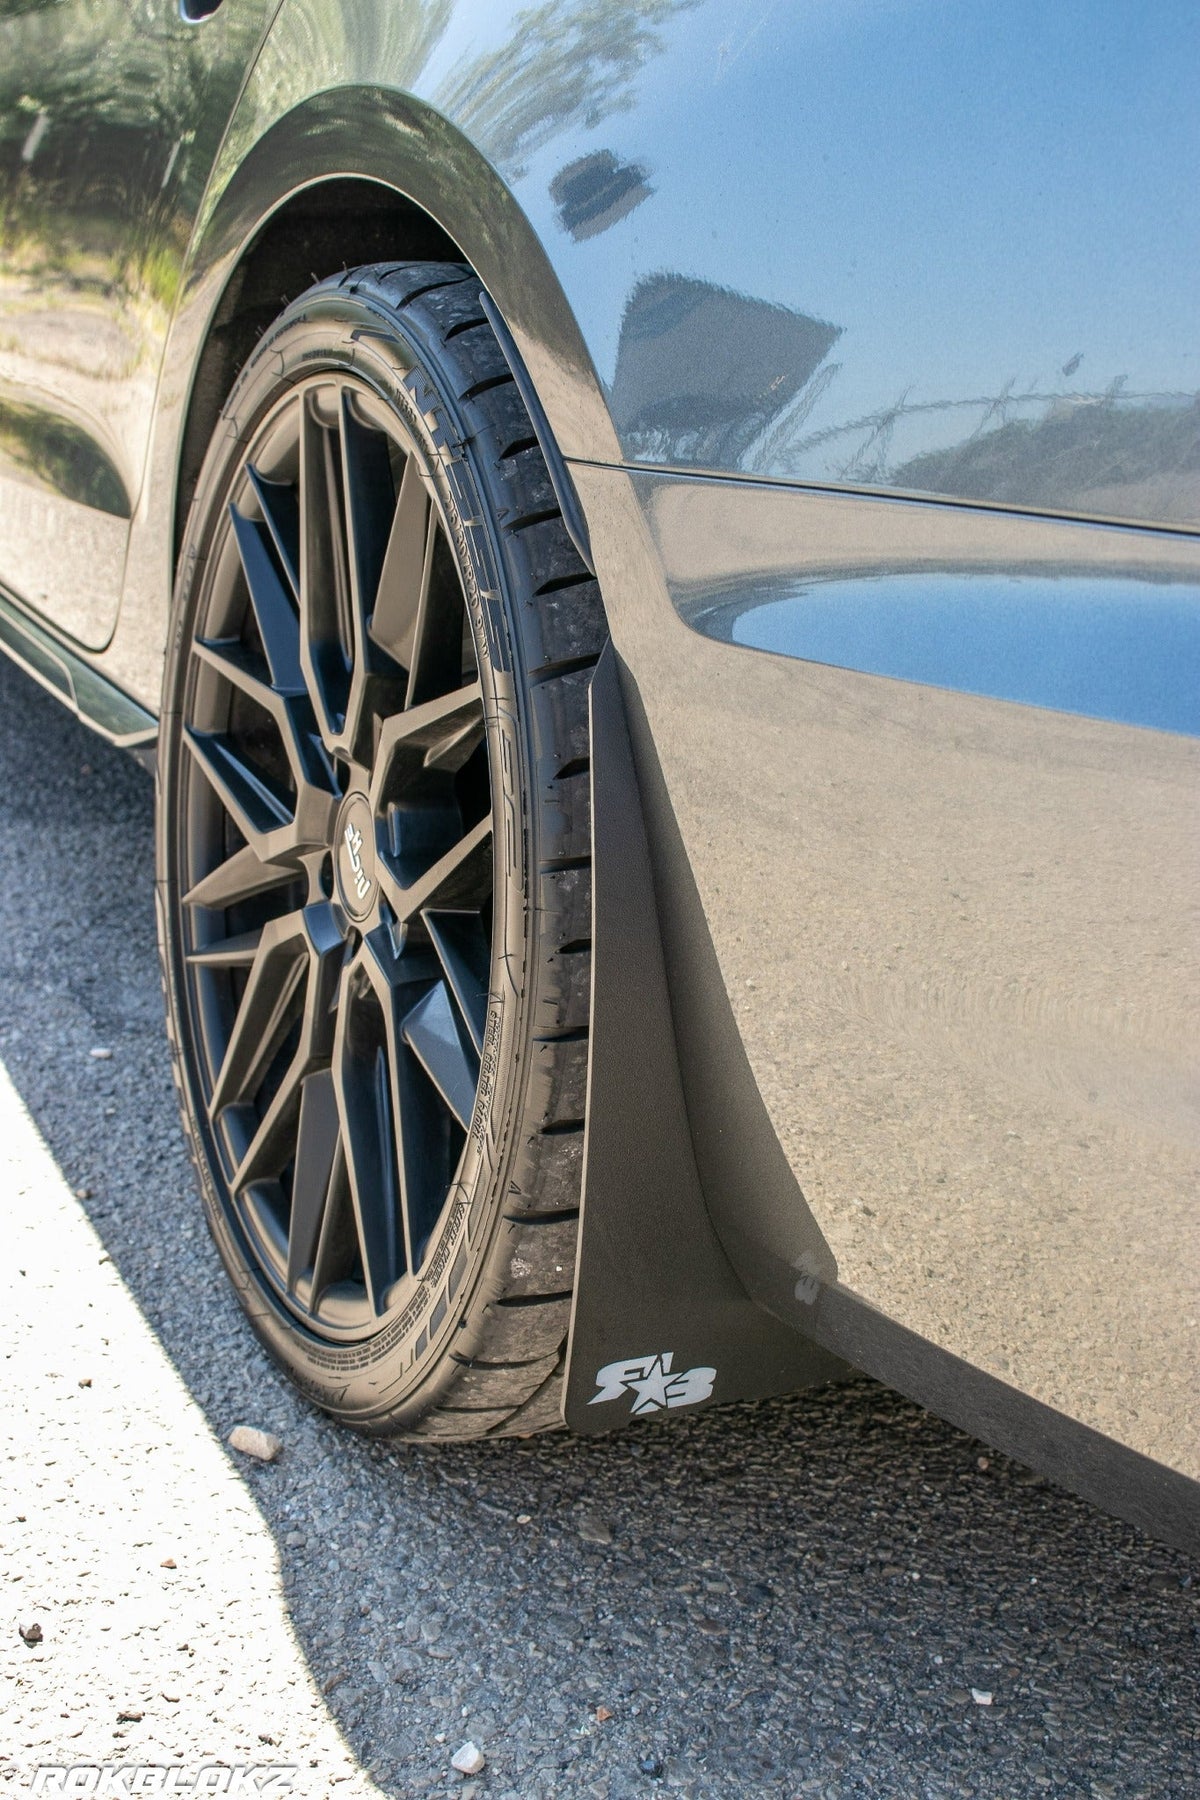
[351,262,598,1438]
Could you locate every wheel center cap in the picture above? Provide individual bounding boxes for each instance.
[334,792,377,923]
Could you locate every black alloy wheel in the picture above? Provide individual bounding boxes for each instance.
[156,264,606,1435]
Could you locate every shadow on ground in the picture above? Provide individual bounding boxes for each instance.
[0,657,1195,1800]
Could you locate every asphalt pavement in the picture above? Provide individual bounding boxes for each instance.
[0,655,1196,1800]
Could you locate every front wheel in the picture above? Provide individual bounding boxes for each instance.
[156,263,605,1436]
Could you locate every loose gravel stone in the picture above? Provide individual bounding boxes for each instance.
[578,1515,614,1546]
[451,1741,487,1775]
[229,1423,284,1462]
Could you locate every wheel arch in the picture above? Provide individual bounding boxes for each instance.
[171,85,621,560]
[171,172,461,562]
[109,82,620,710]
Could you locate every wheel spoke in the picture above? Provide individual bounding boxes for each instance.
[227,905,343,1181]
[338,389,408,755]
[228,505,304,694]
[401,980,479,1130]
[185,926,263,968]
[331,958,404,1313]
[368,449,429,668]
[391,1008,459,1273]
[363,439,466,710]
[424,911,489,1054]
[182,842,295,912]
[183,722,335,866]
[373,681,483,790]
[376,814,493,925]
[309,1134,358,1303]
[193,635,279,715]
[359,931,459,1278]
[339,388,396,655]
[299,389,353,747]
[231,1057,305,1193]
[286,1069,341,1293]
[183,726,292,844]
[406,514,467,710]
[245,465,300,601]
[193,635,337,816]
[423,710,486,775]
[208,906,329,1118]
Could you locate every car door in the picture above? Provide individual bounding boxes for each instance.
[0,0,273,647]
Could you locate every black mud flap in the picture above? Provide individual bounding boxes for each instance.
[563,645,848,1433]
[559,649,1200,1560]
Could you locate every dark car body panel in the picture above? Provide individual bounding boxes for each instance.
[0,0,278,643]
[1,0,1196,1540]
[574,460,1199,1488]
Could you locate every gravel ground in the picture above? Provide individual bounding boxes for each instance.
[0,655,1196,1800]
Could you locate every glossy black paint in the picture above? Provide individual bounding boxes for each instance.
[585,453,1200,1485]
[3,3,1197,640]
[689,570,1200,737]
[0,0,277,641]
[545,0,1200,526]
[573,640,1200,1557]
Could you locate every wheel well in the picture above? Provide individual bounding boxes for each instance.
[174,177,462,557]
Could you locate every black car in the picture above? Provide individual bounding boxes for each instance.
[1,0,1196,1554]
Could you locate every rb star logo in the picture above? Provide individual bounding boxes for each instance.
[589,1352,716,1415]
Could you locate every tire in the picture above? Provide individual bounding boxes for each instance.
[155,262,606,1437]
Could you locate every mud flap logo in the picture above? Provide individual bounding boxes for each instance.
[589,1352,716,1415]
